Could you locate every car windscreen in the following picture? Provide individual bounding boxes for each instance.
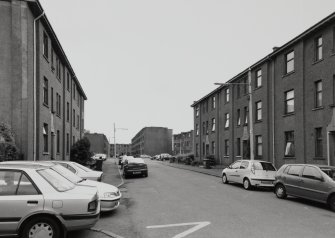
[52,165,83,183]
[253,162,276,171]
[321,168,335,181]
[38,168,75,192]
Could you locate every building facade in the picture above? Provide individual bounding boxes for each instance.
[110,144,131,157]
[192,12,335,168]
[131,127,172,156]
[0,0,86,161]
[85,133,109,157]
[173,130,193,155]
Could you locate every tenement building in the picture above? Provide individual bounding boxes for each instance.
[110,144,131,157]
[173,130,193,155]
[192,12,335,168]
[0,0,87,160]
[131,127,172,156]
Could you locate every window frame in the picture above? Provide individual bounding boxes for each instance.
[284,131,295,157]
[315,127,323,157]
[224,113,230,129]
[315,80,322,108]
[255,69,262,88]
[255,101,262,121]
[285,50,295,74]
[315,36,323,61]
[43,78,49,106]
[43,32,49,59]
[284,89,295,114]
[255,135,262,158]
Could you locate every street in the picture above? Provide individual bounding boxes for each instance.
[69,159,335,238]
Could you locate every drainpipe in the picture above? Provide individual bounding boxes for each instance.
[270,57,275,166]
[327,131,330,166]
[33,11,45,161]
[248,68,254,160]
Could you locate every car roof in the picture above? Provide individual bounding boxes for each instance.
[239,160,273,163]
[0,163,49,170]
[279,164,335,169]
[1,161,55,167]
[128,157,145,163]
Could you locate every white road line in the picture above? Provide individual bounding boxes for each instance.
[147,221,210,238]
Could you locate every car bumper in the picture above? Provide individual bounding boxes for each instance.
[124,169,147,176]
[101,199,120,212]
[60,212,100,231]
[250,178,275,187]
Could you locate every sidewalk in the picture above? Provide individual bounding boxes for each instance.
[101,158,123,187]
[162,161,225,178]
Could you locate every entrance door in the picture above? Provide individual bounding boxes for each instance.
[243,140,250,160]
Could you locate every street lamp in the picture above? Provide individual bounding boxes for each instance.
[113,123,128,159]
[214,68,254,160]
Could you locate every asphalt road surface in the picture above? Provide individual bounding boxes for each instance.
[70,159,335,238]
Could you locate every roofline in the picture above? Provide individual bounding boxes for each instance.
[191,11,335,107]
[27,0,87,100]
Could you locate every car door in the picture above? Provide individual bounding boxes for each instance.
[226,161,242,183]
[298,166,329,202]
[0,170,44,235]
[284,165,304,196]
[237,161,250,184]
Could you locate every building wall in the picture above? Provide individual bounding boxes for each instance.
[110,144,131,156]
[173,130,193,155]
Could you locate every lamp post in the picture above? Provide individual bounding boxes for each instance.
[214,68,254,160]
[113,123,128,159]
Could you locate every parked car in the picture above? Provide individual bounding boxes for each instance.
[123,157,148,178]
[274,164,335,211]
[140,154,151,159]
[52,161,104,181]
[120,156,135,169]
[160,153,172,161]
[1,161,122,212]
[0,164,100,238]
[91,153,107,161]
[221,160,277,190]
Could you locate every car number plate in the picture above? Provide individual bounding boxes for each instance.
[133,172,141,174]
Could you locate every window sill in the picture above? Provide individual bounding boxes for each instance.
[283,112,295,117]
[283,157,295,159]
[223,156,229,158]
[236,155,242,158]
[224,127,229,130]
[312,59,324,65]
[282,71,295,78]
[312,106,324,111]
[313,157,325,160]
[43,55,49,63]
[255,120,262,124]
[42,152,49,155]
[43,103,49,108]
[254,86,262,91]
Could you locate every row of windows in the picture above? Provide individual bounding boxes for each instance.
[195,127,323,159]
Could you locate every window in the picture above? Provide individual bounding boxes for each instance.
[284,131,295,157]
[66,133,69,154]
[315,81,322,108]
[287,165,302,176]
[196,124,199,136]
[56,93,61,117]
[302,166,323,180]
[231,161,241,169]
[73,109,75,127]
[255,135,262,157]
[285,50,294,74]
[73,83,76,100]
[236,138,241,156]
[315,36,323,61]
[51,87,54,112]
[225,88,230,103]
[202,142,205,156]
[225,113,229,128]
[206,121,209,134]
[211,118,215,132]
[56,130,60,154]
[211,141,215,155]
[224,139,229,156]
[51,48,54,70]
[0,172,38,196]
[236,82,241,98]
[255,101,262,121]
[202,122,206,134]
[67,73,70,91]
[43,32,48,59]
[244,106,248,125]
[43,78,48,105]
[256,69,262,88]
[56,57,60,79]
[77,115,80,130]
[237,109,241,126]
[243,77,248,95]
[196,143,199,157]
[66,102,69,122]
[240,161,249,169]
[285,90,294,114]
[195,106,199,117]
[212,96,216,109]
[315,127,323,157]
[43,123,48,153]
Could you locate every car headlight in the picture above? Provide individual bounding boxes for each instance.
[104,191,120,198]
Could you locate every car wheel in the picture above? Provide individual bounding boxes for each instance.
[21,216,61,238]
[222,174,228,184]
[328,194,335,211]
[243,178,251,190]
[275,184,287,199]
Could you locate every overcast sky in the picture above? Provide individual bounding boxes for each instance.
[39,0,335,144]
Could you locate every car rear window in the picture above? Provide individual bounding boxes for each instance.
[38,168,75,192]
[253,162,276,171]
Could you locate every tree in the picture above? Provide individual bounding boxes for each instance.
[70,137,92,165]
[0,122,18,161]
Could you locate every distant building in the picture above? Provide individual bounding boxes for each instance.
[85,133,109,157]
[131,127,172,156]
[110,144,131,157]
[173,131,193,155]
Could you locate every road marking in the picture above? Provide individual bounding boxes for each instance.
[146,221,210,238]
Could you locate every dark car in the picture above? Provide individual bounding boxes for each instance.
[274,164,335,211]
[123,157,148,179]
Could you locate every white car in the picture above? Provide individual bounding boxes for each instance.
[120,156,134,169]
[221,160,277,190]
[52,161,103,181]
[1,161,121,212]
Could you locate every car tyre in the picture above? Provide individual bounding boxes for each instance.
[328,194,335,211]
[275,184,287,199]
[21,216,61,238]
[243,178,252,190]
[222,174,228,184]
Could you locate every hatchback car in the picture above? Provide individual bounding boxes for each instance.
[2,161,122,212]
[52,161,103,181]
[221,160,277,190]
[0,164,100,238]
[123,157,148,178]
[274,164,335,211]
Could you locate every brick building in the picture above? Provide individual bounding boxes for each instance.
[131,127,172,156]
[110,143,131,157]
[0,0,86,161]
[85,133,109,157]
[192,12,335,168]
[173,131,193,155]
